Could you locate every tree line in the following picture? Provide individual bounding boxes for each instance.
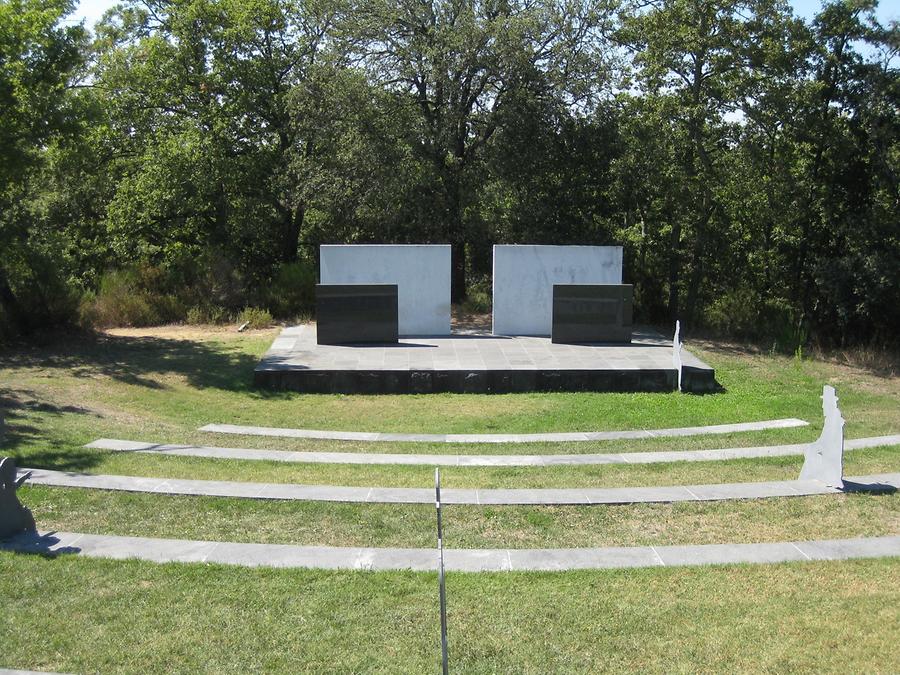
[1,0,897,347]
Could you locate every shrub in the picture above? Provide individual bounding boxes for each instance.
[80,267,184,328]
[461,275,492,313]
[266,261,316,319]
[236,306,273,329]
[186,304,228,325]
[706,288,806,353]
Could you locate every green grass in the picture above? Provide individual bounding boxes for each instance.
[2,326,899,672]
[20,485,900,549]
[1,328,897,465]
[1,554,897,673]
[14,443,900,489]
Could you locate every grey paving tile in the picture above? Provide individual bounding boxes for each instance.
[443,548,511,572]
[456,454,545,466]
[846,434,900,449]
[208,543,367,569]
[22,466,900,506]
[794,536,900,561]
[3,531,899,571]
[507,546,662,571]
[85,438,156,451]
[686,480,819,501]
[157,478,266,498]
[361,547,436,571]
[375,433,447,442]
[656,541,808,567]
[76,532,217,563]
[27,469,168,493]
[257,483,371,502]
[475,488,592,505]
[0,530,84,555]
[200,419,813,444]
[542,453,627,465]
[365,487,435,504]
[584,486,695,504]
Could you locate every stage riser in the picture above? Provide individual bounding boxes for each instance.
[253,368,702,394]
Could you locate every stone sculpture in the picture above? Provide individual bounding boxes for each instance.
[672,320,683,392]
[0,457,35,539]
[799,385,845,488]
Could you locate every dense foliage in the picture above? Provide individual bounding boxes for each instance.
[0,0,896,346]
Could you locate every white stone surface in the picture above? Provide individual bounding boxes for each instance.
[799,385,845,487]
[319,244,451,336]
[673,320,683,391]
[491,245,623,335]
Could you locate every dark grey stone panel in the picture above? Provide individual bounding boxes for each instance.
[552,284,633,344]
[255,366,678,394]
[316,284,399,345]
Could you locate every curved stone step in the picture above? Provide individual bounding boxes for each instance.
[86,434,900,467]
[2,531,897,572]
[199,418,810,444]
[19,467,900,505]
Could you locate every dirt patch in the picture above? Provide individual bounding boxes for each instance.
[104,325,282,341]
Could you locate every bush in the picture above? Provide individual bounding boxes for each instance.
[705,288,806,353]
[266,261,316,319]
[461,275,492,313]
[186,304,228,325]
[236,306,273,329]
[80,267,184,328]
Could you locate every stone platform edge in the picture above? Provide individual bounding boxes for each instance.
[253,366,713,394]
[2,531,897,572]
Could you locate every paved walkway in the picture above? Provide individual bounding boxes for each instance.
[20,468,899,505]
[88,434,900,467]
[2,531,897,571]
[199,418,809,444]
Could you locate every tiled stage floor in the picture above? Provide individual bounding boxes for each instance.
[253,325,716,393]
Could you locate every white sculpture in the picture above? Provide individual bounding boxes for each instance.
[799,385,845,488]
[319,244,452,336]
[672,320,683,392]
[491,245,623,335]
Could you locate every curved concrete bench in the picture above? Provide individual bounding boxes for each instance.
[2,530,897,572]
[87,434,900,467]
[19,467,899,505]
[199,418,810,444]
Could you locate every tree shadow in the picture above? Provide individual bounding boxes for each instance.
[0,331,263,394]
[0,390,106,470]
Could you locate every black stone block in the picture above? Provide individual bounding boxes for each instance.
[552,284,633,344]
[316,284,399,345]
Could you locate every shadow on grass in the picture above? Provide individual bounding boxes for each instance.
[0,390,107,471]
[841,480,898,495]
[0,331,268,394]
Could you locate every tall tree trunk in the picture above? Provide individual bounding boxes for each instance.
[446,164,467,303]
[281,203,304,264]
[0,268,28,335]
[452,242,467,304]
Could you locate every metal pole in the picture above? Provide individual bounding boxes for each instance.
[436,467,449,675]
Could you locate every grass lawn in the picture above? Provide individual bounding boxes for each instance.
[19,485,900,549]
[1,325,898,672]
[1,554,897,673]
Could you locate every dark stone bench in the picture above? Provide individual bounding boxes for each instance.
[551,284,633,344]
[316,284,399,345]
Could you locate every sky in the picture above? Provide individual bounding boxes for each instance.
[69,0,898,29]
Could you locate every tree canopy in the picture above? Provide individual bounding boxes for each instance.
[0,0,897,346]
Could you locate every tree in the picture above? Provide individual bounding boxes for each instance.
[0,0,87,334]
[93,0,341,277]
[352,0,618,300]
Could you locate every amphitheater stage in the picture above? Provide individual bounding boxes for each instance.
[252,325,716,395]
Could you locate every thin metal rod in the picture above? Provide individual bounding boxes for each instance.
[436,467,449,675]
